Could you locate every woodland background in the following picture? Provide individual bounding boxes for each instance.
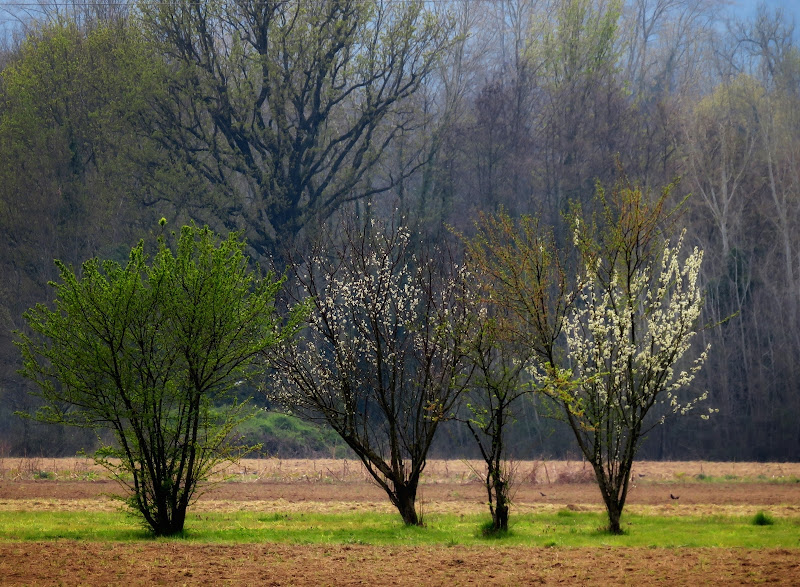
[0,0,798,461]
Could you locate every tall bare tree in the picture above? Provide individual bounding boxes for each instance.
[141,0,453,257]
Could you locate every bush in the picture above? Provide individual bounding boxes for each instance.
[752,511,775,526]
[17,224,301,536]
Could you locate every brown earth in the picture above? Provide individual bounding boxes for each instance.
[1,542,798,586]
[1,459,799,585]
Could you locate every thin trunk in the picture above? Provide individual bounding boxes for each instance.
[492,475,509,532]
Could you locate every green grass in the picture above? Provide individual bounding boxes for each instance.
[0,509,797,548]
[662,472,800,485]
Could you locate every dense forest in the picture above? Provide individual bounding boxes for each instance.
[1,0,798,461]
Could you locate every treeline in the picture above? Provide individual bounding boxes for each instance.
[1,0,799,461]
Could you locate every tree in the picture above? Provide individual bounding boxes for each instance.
[140,0,453,256]
[544,180,711,534]
[531,0,628,207]
[268,212,472,525]
[0,15,211,456]
[460,212,569,533]
[462,211,573,383]
[16,224,300,536]
[0,16,182,263]
[466,180,711,533]
[620,0,722,96]
[460,303,532,533]
[683,74,760,261]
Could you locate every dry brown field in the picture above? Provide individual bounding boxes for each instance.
[1,458,799,585]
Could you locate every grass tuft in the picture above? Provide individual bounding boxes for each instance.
[477,521,511,539]
[752,511,775,526]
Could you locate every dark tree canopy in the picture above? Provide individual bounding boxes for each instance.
[141,0,452,255]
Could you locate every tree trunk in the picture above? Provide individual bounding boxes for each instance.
[606,500,623,535]
[492,479,509,532]
[593,466,626,535]
[394,482,421,526]
[139,488,188,536]
[157,510,186,537]
[484,464,510,533]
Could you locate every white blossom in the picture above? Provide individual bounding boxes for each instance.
[537,229,711,441]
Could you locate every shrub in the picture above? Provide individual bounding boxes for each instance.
[752,511,775,526]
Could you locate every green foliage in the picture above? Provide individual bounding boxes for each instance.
[537,0,622,85]
[0,17,176,249]
[16,224,302,536]
[0,19,197,450]
[236,411,350,458]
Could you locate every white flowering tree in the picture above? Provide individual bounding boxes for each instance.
[541,181,711,534]
[267,213,472,525]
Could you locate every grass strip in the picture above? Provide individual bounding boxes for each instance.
[0,509,798,548]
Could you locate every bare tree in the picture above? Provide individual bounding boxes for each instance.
[620,0,722,95]
[460,302,532,533]
[140,0,453,257]
[460,212,572,532]
[682,74,760,261]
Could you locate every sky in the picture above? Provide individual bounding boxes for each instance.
[728,0,800,29]
[1,0,799,44]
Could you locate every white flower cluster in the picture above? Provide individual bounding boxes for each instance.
[272,225,469,437]
[548,230,710,429]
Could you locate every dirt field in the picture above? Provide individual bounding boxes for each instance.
[1,542,798,586]
[1,459,799,585]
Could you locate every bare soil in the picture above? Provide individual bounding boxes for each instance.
[1,459,799,585]
[1,542,798,586]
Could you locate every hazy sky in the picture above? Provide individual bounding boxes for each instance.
[1,1,799,43]
[728,0,800,27]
